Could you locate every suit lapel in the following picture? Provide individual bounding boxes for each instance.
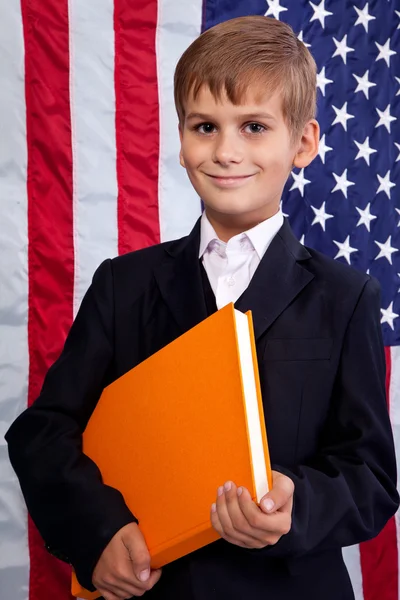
[154,218,208,334]
[235,219,314,340]
[154,217,314,340]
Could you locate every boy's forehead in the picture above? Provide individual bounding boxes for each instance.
[184,83,284,119]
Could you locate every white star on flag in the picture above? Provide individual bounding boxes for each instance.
[375,104,397,133]
[333,236,358,264]
[265,0,288,19]
[332,169,355,198]
[300,234,305,245]
[356,203,377,232]
[318,134,333,164]
[332,102,354,131]
[289,168,311,197]
[375,236,398,265]
[298,31,311,47]
[381,302,399,330]
[375,39,396,67]
[396,10,400,29]
[396,208,400,226]
[353,70,376,99]
[354,3,376,33]
[377,170,396,199]
[311,201,334,231]
[354,136,377,166]
[395,142,400,162]
[317,66,333,96]
[332,34,355,64]
[309,0,333,28]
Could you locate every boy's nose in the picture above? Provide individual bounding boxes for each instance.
[212,133,243,165]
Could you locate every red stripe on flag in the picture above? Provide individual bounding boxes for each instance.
[115,0,161,254]
[22,1,74,599]
[360,347,398,600]
[385,346,392,404]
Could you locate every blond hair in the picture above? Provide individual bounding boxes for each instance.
[174,16,317,141]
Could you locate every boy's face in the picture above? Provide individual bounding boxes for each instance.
[179,85,318,232]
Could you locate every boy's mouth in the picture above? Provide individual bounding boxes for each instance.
[206,173,256,187]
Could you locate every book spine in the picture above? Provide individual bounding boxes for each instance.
[246,311,273,493]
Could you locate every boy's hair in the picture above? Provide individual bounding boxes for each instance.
[174,16,317,141]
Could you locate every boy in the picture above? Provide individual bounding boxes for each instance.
[5,15,399,600]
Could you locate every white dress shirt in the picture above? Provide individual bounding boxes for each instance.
[199,210,284,309]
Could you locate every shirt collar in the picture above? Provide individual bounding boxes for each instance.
[199,209,284,260]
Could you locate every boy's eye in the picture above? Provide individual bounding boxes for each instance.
[245,123,266,134]
[193,122,266,135]
[194,122,216,134]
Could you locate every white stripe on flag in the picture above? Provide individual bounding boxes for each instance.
[156,0,203,243]
[343,545,364,600]
[389,345,400,598]
[0,2,30,599]
[69,0,119,315]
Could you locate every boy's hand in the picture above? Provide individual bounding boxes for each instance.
[92,522,162,599]
[210,470,294,549]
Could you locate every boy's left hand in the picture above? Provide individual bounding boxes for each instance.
[210,471,294,549]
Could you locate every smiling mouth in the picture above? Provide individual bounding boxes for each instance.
[207,174,255,179]
[205,173,257,188]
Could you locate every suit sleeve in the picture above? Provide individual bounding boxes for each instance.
[5,259,136,591]
[255,276,399,557]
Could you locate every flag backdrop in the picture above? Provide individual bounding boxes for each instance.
[0,0,399,598]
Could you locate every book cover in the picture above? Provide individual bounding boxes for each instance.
[72,304,271,598]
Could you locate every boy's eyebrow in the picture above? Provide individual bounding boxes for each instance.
[185,112,276,122]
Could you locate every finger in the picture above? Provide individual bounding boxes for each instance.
[237,486,273,531]
[98,569,162,600]
[99,585,146,599]
[99,567,162,599]
[98,580,141,599]
[213,483,264,547]
[223,481,250,530]
[238,487,292,539]
[121,525,152,584]
[129,568,162,595]
[94,568,148,596]
[224,481,267,542]
[95,577,136,598]
[260,471,294,513]
[100,589,126,600]
[210,505,262,548]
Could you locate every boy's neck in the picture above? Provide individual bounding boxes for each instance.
[204,207,280,243]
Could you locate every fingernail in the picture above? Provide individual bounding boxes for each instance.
[139,568,150,581]
[237,487,243,496]
[217,486,224,496]
[211,503,216,513]
[224,481,232,492]
[263,499,275,512]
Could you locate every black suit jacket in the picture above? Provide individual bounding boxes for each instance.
[5,218,399,600]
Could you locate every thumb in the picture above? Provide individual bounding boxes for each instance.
[260,471,294,514]
[122,523,152,582]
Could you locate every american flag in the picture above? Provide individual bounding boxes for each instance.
[0,1,398,599]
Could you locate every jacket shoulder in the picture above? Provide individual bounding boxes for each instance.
[111,230,192,271]
[304,246,379,298]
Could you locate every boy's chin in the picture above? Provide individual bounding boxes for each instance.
[204,200,256,214]
[204,201,275,220]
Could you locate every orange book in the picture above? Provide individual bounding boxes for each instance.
[72,303,272,598]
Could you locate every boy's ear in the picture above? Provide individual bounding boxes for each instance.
[292,120,320,169]
[178,124,186,169]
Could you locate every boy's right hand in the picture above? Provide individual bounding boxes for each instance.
[92,522,162,599]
